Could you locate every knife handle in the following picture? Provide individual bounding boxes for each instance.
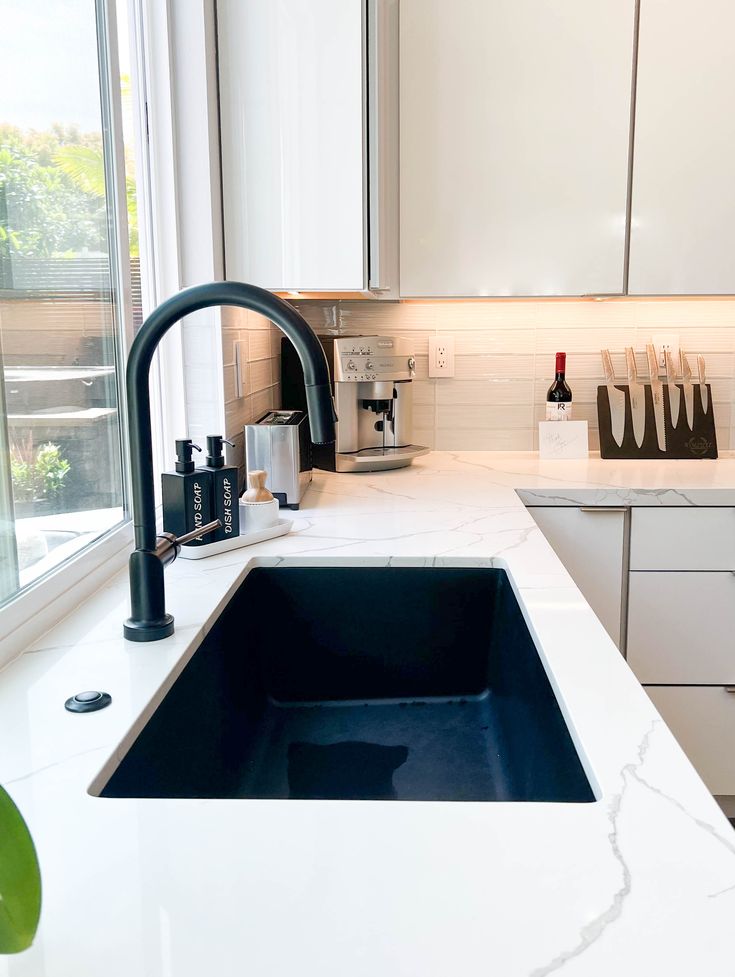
[697,353,706,385]
[681,350,692,381]
[625,347,638,383]
[646,343,659,381]
[601,349,615,383]
[664,349,678,383]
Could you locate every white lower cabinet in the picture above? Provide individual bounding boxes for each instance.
[645,686,735,795]
[531,501,735,800]
[528,507,626,648]
[627,571,735,684]
[627,509,735,798]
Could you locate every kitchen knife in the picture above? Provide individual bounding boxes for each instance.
[601,349,626,447]
[646,343,666,452]
[681,351,695,429]
[625,347,646,449]
[664,349,681,428]
[697,354,709,415]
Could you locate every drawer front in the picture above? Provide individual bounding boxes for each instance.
[630,508,735,570]
[627,572,735,684]
[646,685,735,795]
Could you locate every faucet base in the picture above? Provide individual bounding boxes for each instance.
[123,615,175,642]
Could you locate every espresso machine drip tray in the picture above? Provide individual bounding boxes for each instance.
[335,444,430,473]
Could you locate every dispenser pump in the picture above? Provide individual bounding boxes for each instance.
[174,439,201,474]
[205,435,234,468]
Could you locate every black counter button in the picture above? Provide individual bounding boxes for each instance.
[65,691,112,713]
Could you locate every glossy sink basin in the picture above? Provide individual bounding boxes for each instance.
[101,567,594,802]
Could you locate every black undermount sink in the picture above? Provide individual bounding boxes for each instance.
[101,568,594,802]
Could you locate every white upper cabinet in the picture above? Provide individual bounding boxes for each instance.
[399,0,636,298]
[628,0,735,295]
[218,0,368,292]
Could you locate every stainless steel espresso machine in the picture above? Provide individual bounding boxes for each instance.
[281,335,429,472]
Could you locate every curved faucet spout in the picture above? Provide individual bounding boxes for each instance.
[123,281,336,642]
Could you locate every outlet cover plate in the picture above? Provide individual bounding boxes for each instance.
[651,333,680,377]
[235,340,247,397]
[429,335,456,377]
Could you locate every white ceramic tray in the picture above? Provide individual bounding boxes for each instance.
[178,517,292,560]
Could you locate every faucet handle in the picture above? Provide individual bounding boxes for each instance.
[154,519,222,566]
[175,519,221,547]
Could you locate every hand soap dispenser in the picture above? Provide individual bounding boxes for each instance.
[200,435,240,542]
[161,440,212,547]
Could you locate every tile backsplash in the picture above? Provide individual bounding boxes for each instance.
[223,298,735,469]
[221,306,281,487]
[297,298,735,452]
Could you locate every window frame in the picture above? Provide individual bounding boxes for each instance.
[0,0,144,665]
[0,0,224,665]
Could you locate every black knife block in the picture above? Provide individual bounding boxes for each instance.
[596,384,717,459]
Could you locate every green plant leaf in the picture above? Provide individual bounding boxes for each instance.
[52,145,106,198]
[0,786,41,954]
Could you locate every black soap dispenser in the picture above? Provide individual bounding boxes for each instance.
[161,440,213,547]
[200,436,240,542]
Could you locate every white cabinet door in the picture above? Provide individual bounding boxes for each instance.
[646,686,735,795]
[529,507,626,647]
[628,572,735,684]
[629,0,735,294]
[399,0,636,297]
[218,0,366,291]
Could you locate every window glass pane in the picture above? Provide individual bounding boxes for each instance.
[0,0,133,605]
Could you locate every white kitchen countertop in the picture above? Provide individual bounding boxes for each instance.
[2,451,735,977]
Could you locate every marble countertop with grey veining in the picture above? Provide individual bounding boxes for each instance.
[1,451,735,977]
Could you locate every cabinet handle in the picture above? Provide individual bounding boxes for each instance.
[579,507,628,513]
[725,687,735,694]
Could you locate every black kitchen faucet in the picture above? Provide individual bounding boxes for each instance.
[123,281,336,642]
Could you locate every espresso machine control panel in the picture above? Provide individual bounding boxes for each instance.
[280,333,429,473]
[333,337,416,383]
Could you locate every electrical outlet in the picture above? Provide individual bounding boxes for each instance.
[429,335,455,377]
[651,333,680,376]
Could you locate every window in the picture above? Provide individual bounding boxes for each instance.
[0,0,142,608]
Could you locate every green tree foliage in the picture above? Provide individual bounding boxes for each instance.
[0,115,138,261]
[0,124,108,258]
[54,143,138,256]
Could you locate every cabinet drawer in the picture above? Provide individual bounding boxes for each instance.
[627,572,735,684]
[645,686,735,795]
[630,508,735,570]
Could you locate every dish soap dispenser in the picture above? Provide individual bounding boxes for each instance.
[162,440,212,547]
[200,435,240,542]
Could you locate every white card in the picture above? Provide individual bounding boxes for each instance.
[538,420,589,460]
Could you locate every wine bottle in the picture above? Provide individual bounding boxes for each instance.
[546,352,572,420]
